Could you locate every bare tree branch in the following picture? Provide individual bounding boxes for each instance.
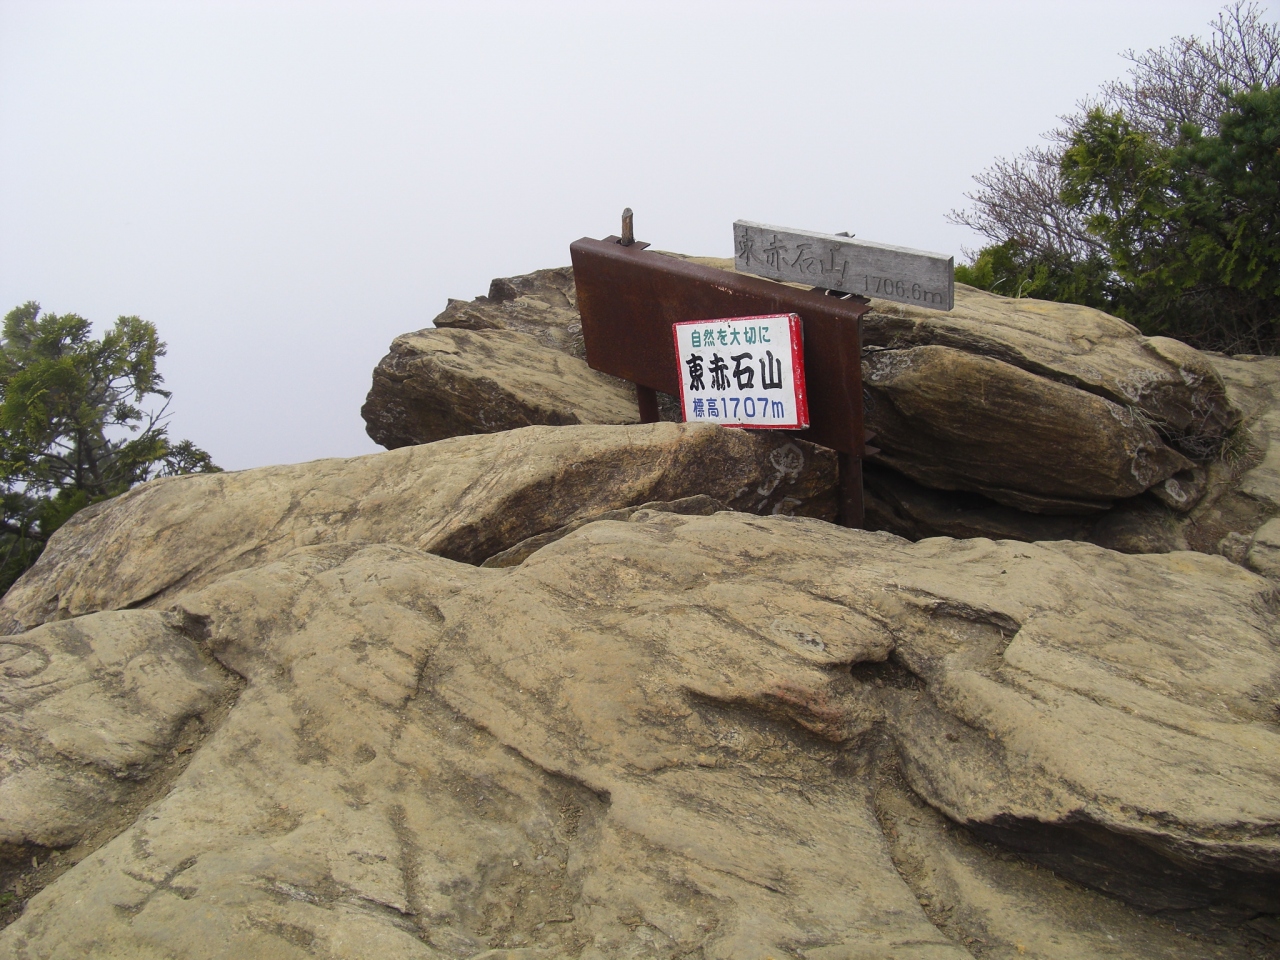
[950,1,1279,259]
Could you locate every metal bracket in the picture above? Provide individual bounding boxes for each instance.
[570,220,873,527]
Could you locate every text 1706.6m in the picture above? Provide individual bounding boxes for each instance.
[864,275,945,305]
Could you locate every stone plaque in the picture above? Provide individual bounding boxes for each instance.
[734,220,954,311]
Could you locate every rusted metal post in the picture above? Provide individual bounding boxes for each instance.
[837,452,865,528]
[617,208,649,421]
[635,385,660,423]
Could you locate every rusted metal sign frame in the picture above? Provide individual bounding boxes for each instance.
[570,236,872,527]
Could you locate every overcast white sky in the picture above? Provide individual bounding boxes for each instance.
[1,0,1270,470]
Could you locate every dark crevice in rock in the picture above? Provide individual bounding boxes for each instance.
[656,390,682,422]
[969,816,1280,916]
[869,751,1279,958]
[386,803,430,941]
[867,752,980,958]
[864,458,1202,554]
[855,642,1280,935]
[849,654,926,693]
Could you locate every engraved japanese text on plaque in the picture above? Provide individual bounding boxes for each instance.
[733,220,954,311]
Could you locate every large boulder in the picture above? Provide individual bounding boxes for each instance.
[362,328,639,450]
[0,423,837,635]
[858,288,1238,453]
[862,345,1192,512]
[0,537,968,959]
[362,268,654,449]
[715,261,1239,512]
[865,353,1280,563]
[1,508,1276,957]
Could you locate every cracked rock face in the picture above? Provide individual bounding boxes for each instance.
[1,445,1277,957]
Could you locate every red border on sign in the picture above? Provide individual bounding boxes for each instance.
[672,313,809,430]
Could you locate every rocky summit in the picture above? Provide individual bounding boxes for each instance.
[2,264,1280,959]
[362,259,1280,562]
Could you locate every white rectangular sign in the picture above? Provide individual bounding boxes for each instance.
[673,313,809,429]
[734,219,954,311]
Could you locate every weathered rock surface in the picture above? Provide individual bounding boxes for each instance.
[2,508,1277,957]
[863,345,1192,512]
[362,327,639,451]
[1201,355,1280,553]
[362,262,1239,515]
[876,536,1280,913]
[864,354,1280,564]
[0,535,965,959]
[857,290,1238,453]
[1248,518,1280,578]
[433,266,586,357]
[0,423,836,635]
[0,612,239,856]
[874,772,1247,959]
[479,494,726,568]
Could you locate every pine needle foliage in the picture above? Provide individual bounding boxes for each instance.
[0,302,219,593]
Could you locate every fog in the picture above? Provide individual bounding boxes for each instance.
[0,0,1259,470]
